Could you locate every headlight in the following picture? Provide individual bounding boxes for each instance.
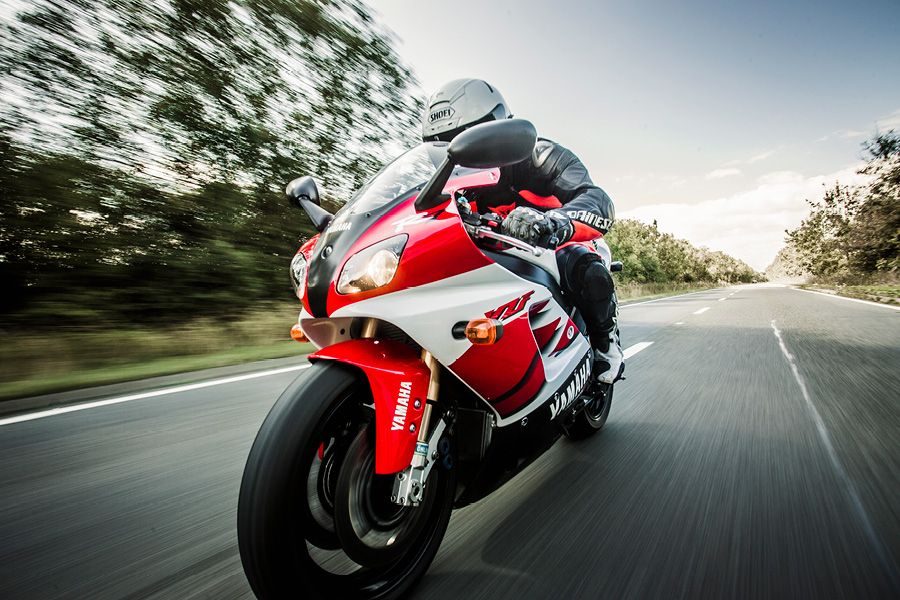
[337,235,407,295]
[290,252,308,299]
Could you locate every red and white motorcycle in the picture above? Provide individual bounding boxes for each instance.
[238,119,620,599]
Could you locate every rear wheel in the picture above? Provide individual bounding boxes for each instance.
[565,382,613,440]
[237,361,455,599]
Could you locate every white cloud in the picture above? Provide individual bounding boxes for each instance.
[817,108,900,142]
[619,165,868,271]
[876,108,900,131]
[722,148,779,167]
[817,129,867,142]
[705,168,741,180]
[747,148,778,163]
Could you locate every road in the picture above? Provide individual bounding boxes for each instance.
[1,285,898,599]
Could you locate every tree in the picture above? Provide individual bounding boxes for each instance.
[782,130,899,281]
[0,0,423,326]
[605,219,758,285]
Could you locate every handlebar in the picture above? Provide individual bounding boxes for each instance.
[457,195,545,256]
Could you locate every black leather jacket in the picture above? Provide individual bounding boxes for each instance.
[488,139,615,235]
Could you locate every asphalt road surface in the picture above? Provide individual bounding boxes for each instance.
[2,285,899,599]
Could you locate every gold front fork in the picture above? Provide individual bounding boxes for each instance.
[359,318,378,339]
[419,350,440,440]
[360,318,439,439]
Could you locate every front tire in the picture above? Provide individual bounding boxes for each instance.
[237,361,455,599]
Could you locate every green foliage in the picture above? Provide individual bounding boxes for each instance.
[0,0,421,327]
[764,245,807,281]
[784,131,900,281]
[606,219,760,285]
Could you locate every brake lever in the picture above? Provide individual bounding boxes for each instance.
[469,227,544,256]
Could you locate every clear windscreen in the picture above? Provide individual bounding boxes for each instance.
[341,143,491,215]
[342,143,447,215]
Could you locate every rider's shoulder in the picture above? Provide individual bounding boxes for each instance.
[532,137,578,169]
[532,137,559,167]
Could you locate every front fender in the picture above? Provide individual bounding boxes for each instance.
[309,339,430,474]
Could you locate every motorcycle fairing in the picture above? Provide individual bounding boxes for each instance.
[308,339,430,474]
[325,262,591,426]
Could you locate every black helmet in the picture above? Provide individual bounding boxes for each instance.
[422,79,510,142]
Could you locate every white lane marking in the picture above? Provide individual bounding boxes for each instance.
[0,364,312,427]
[718,297,726,302]
[770,320,896,577]
[623,342,653,359]
[693,307,710,315]
[621,289,717,309]
[674,321,685,325]
[793,287,900,311]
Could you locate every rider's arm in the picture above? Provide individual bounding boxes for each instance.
[527,140,616,240]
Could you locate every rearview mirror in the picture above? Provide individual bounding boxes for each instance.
[285,176,333,232]
[286,176,320,206]
[448,119,537,168]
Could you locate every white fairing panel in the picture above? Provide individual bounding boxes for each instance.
[297,312,354,349]
[328,264,539,366]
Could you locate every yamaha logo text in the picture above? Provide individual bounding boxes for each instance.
[391,381,413,431]
[549,354,592,419]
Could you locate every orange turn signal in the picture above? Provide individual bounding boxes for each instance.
[290,323,309,343]
[465,318,503,345]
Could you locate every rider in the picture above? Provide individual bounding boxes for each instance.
[422,79,624,384]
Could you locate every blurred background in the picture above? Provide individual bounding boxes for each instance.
[0,0,426,396]
[0,0,896,397]
[1,2,899,600]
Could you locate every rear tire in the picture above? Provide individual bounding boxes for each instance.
[237,361,455,599]
[565,383,613,440]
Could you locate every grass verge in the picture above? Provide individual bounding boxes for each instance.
[0,341,312,401]
[800,282,899,305]
[616,281,717,302]
[0,303,308,401]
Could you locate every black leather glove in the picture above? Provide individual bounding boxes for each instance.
[501,207,574,249]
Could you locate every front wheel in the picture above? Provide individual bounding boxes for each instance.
[237,361,455,599]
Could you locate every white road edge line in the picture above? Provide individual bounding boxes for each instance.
[674,321,685,325]
[620,289,718,309]
[693,307,710,315]
[718,297,726,302]
[770,320,896,578]
[793,287,900,311]
[623,341,654,359]
[0,364,313,427]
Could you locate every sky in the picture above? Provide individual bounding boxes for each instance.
[372,0,900,269]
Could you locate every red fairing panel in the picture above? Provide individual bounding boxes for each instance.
[309,339,430,474]
[449,313,545,417]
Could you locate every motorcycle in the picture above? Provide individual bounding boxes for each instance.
[237,119,621,599]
